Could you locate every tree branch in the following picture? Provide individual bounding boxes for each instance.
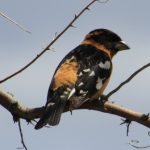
[0,88,44,121]
[128,141,150,149]
[0,87,150,128]
[18,120,28,150]
[0,0,99,84]
[0,11,31,34]
[107,62,150,98]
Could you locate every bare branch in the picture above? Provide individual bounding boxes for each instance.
[17,120,28,150]
[0,11,31,34]
[120,119,131,136]
[0,88,44,120]
[128,142,150,149]
[107,62,150,98]
[0,86,150,128]
[98,0,110,3]
[0,0,99,84]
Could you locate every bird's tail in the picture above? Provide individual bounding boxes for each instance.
[48,100,66,126]
[35,100,67,129]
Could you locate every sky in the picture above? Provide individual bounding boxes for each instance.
[0,0,150,150]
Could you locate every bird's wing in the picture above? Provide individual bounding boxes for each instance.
[69,49,112,108]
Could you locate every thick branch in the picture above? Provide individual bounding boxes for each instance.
[0,89,44,120]
[0,88,150,128]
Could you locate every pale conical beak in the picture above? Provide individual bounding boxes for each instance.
[115,41,130,51]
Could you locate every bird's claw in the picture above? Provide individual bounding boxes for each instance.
[99,95,108,102]
[141,113,149,121]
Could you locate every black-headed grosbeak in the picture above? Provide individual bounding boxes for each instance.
[35,28,129,129]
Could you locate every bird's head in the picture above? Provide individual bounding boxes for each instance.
[84,28,130,57]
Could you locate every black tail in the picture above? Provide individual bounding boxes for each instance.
[48,100,66,126]
[35,100,67,129]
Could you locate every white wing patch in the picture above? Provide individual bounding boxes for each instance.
[47,102,55,107]
[83,68,91,72]
[78,72,83,77]
[68,88,76,99]
[66,88,71,92]
[63,91,69,95]
[60,95,66,98]
[78,82,84,87]
[99,61,111,70]
[89,71,95,77]
[79,90,88,96]
[96,77,103,90]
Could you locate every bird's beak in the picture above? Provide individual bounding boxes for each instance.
[115,41,130,51]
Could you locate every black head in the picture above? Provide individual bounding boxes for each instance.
[85,28,130,55]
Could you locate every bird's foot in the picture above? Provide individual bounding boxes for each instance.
[98,95,108,106]
[141,113,149,121]
[99,94,108,102]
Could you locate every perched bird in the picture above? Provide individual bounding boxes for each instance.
[35,28,129,129]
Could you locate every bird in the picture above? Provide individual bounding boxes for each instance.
[35,28,130,129]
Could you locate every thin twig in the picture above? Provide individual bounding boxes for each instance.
[129,142,150,149]
[0,11,31,34]
[0,0,100,84]
[107,62,150,98]
[98,0,109,3]
[120,119,131,136]
[18,120,28,150]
